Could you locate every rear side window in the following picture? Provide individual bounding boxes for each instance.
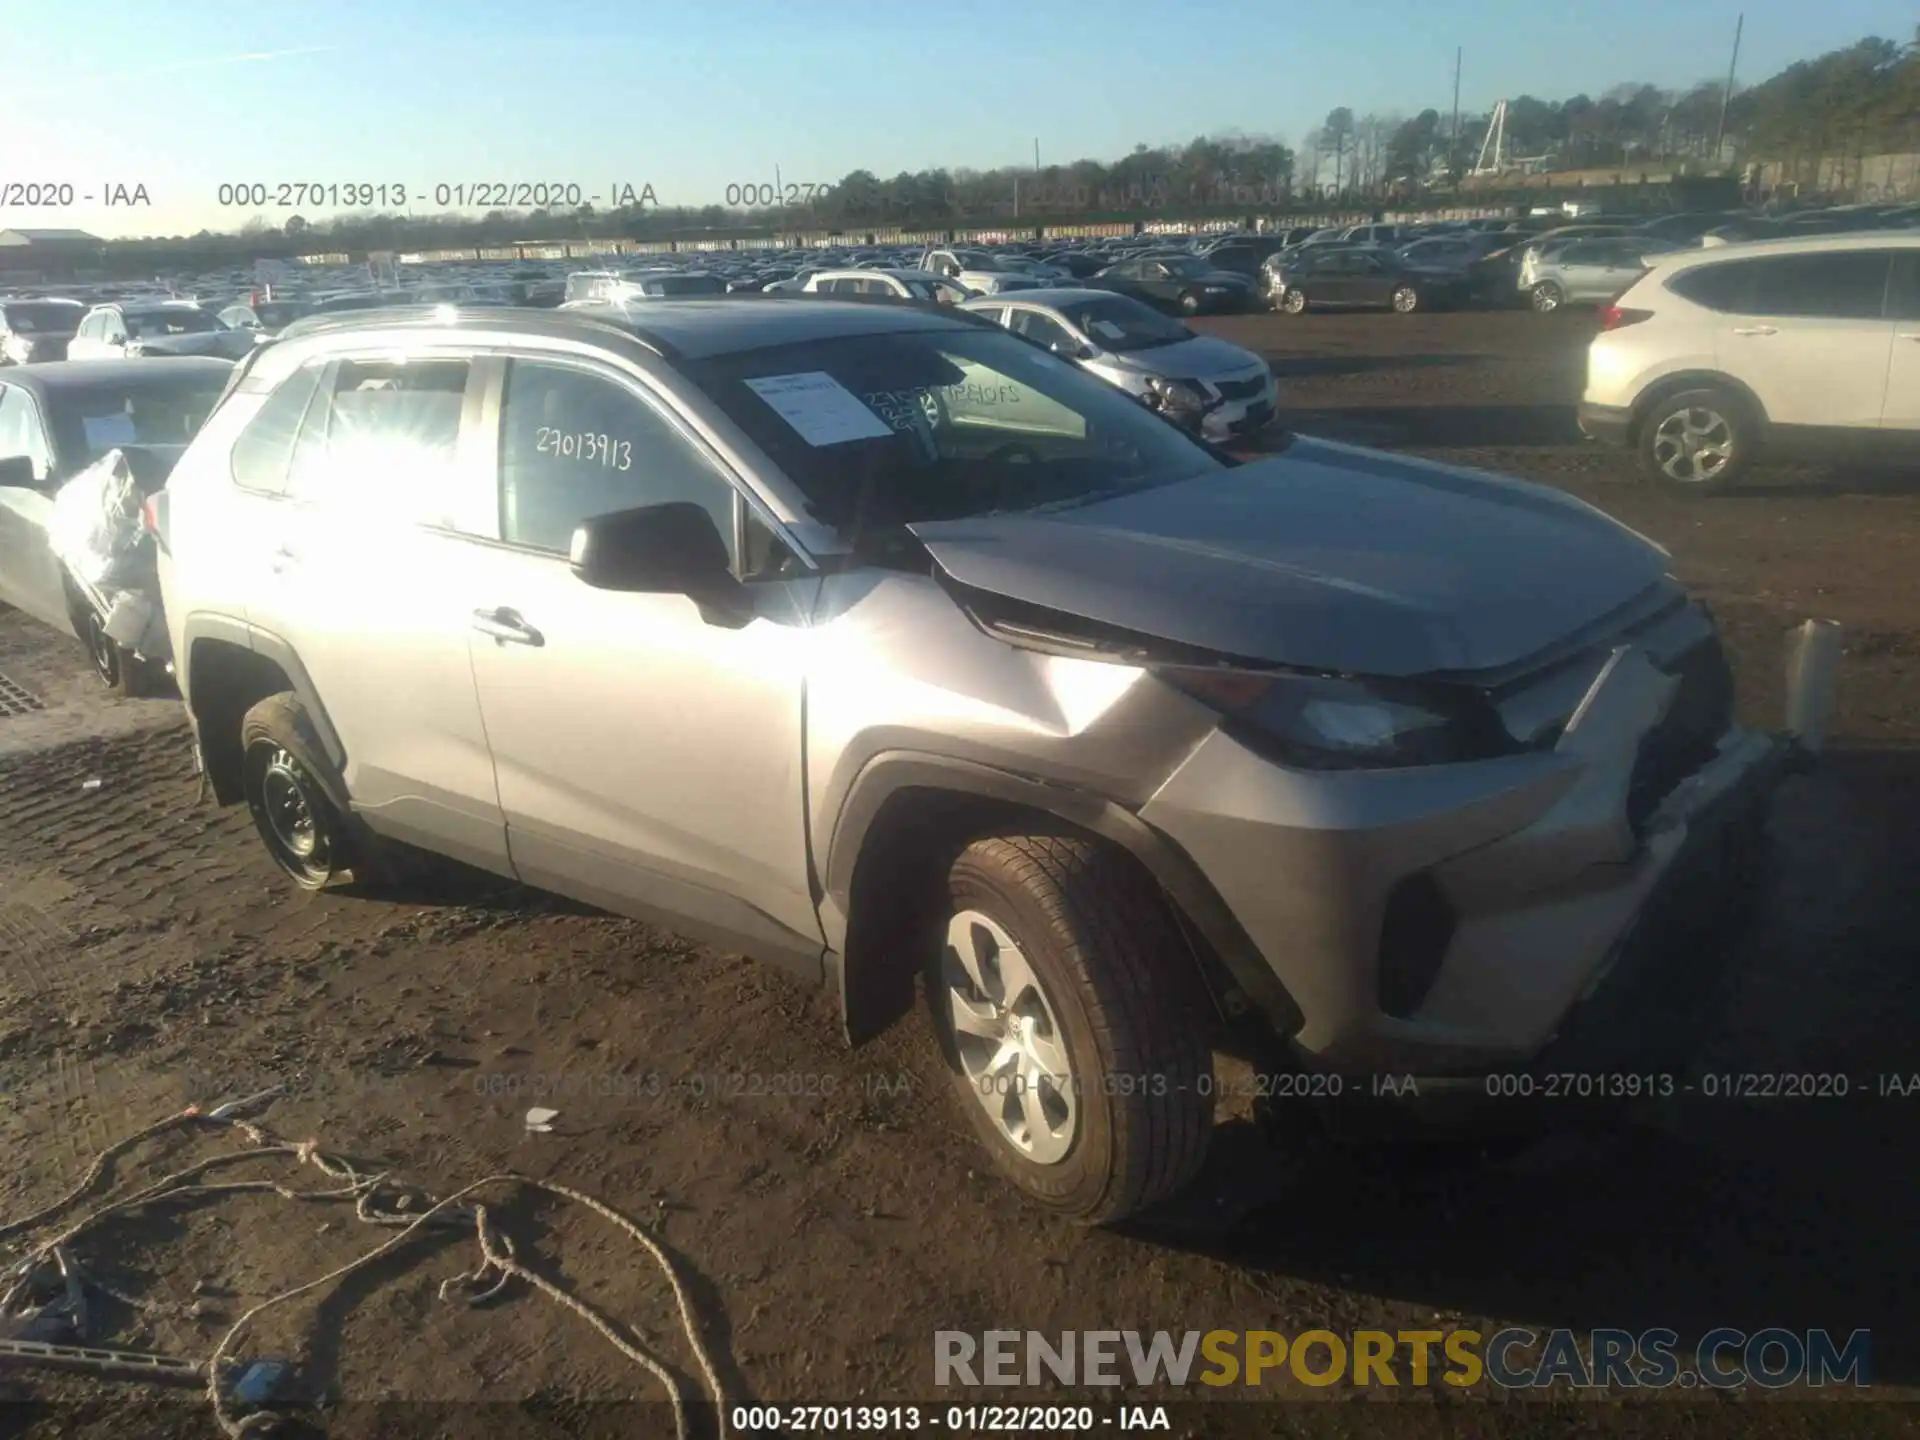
[228,362,326,494]
[284,357,471,525]
[1669,251,1893,319]
[1887,253,1920,322]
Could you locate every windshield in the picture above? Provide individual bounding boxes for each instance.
[1053,296,1190,351]
[2,303,84,334]
[685,327,1222,529]
[49,372,230,468]
[125,308,221,336]
[1158,257,1212,278]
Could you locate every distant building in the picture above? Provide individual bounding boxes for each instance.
[0,228,105,277]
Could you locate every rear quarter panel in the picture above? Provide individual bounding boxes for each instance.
[1581,268,1718,411]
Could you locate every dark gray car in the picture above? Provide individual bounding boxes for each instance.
[152,301,1832,1223]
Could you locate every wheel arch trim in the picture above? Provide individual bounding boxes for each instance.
[1627,371,1771,446]
[182,615,348,772]
[824,751,1305,1042]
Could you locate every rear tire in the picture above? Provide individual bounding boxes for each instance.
[1177,290,1203,316]
[79,606,167,698]
[1390,284,1422,314]
[926,835,1214,1224]
[1636,386,1754,493]
[239,693,360,891]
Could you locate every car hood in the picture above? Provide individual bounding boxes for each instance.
[909,436,1672,679]
[1102,334,1263,380]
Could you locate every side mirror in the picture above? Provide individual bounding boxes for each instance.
[569,502,753,626]
[0,455,38,488]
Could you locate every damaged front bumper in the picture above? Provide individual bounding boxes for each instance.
[1138,619,1841,1078]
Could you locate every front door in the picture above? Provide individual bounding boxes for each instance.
[459,352,823,973]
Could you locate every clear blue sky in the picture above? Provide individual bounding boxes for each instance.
[3,0,1911,238]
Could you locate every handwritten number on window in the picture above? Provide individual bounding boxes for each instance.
[535,426,632,471]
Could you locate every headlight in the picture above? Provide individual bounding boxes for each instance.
[1161,667,1520,770]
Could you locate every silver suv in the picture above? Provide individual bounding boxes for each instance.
[154,300,1832,1222]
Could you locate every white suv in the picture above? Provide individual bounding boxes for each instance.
[1579,234,1920,490]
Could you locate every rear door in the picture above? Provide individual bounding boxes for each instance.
[245,347,509,870]
[1692,249,1897,430]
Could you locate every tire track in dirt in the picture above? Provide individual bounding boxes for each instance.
[0,888,115,1167]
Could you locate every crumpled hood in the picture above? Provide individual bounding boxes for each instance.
[909,436,1672,678]
[1105,334,1264,381]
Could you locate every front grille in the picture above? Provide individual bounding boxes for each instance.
[1215,375,1267,402]
[1627,635,1734,832]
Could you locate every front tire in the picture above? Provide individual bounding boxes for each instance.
[927,835,1214,1224]
[1637,387,1753,492]
[1390,284,1422,314]
[1278,287,1308,315]
[240,693,359,891]
[1529,280,1564,313]
[1177,290,1203,316]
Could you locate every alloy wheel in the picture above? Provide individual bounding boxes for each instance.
[1651,406,1735,484]
[1392,286,1419,313]
[941,908,1078,1165]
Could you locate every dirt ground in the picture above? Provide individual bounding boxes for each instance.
[1,308,1916,1437]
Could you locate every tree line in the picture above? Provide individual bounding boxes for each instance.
[120,29,1920,262]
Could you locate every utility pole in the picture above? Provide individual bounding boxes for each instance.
[1450,47,1462,181]
[1034,138,1041,171]
[1714,14,1744,159]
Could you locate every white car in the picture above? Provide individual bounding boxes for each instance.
[799,269,967,304]
[962,289,1279,443]
[1579,233,1920,490]
[67,302,255,361]
[920,248,1053,296]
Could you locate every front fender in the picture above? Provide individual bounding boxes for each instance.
[823,750,1305,1045]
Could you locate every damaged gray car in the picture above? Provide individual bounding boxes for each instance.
[153,299,1838,1223]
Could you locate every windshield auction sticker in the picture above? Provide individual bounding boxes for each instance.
[743,372,894,447]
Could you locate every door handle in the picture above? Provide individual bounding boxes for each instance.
[471,607,544,646]
[1730,325,1778,336]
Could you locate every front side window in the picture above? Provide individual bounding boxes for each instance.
[496,359,738,559]
[283,357,471,526]
[684,326,1223,531]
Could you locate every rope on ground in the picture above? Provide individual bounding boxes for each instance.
[0,1093,732,1440]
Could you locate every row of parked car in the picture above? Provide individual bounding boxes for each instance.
[0,289,1836,1227]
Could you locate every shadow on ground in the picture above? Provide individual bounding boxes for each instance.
[1130,746,1920,1385]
